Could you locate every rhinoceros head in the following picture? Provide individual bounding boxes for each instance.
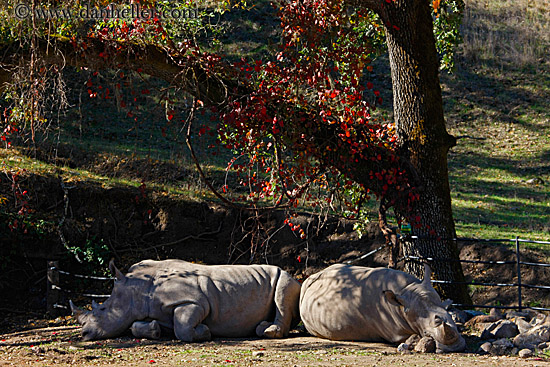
[70,260,148,341]
[383,265,466,353]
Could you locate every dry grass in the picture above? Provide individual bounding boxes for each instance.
[461,0,550,67]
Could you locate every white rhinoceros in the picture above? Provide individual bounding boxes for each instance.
[299,264,465,353]
[70,259,301,342]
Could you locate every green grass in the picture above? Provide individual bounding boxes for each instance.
[441,0,550,240]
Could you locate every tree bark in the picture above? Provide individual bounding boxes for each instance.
[375,0,470,304]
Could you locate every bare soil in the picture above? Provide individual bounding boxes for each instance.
[1,323,548,367]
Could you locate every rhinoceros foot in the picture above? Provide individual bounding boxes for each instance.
[193,324,212,341]
[256,321,283,338]
[131,320,161,340]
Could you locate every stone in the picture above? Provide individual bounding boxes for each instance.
[466,309,503,328]
[31,346,45,354]
[397,343,410,353]
[449,309,469,325]
[512,317,532,334]
[405,334,421,348]
[414,337,436,353]
[529,313,547,327]
[492,320,519,339]
[518,349,533,358]
[252,351,265,358]
[513,324,550,349]
[491,338,514,355]
[537,342,549,350]
[481,320,518,340]
[493,338,514,348]
[479,342,493,354]
[506,311,532,321]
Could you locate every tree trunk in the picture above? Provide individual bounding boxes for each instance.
[380,0,471,304]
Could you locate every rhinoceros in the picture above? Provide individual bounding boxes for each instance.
[299,264,465,353]
[70,259,301,342]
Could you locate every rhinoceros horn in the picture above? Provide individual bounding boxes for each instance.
[422,264,432,288]
[109,259,126,282]
[69,300,84,317]
[443,321,458,340]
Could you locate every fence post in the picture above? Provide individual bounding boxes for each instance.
[47,260,60,317]
[516,237,522,311]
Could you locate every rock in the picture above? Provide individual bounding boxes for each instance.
[493,338,514,349]
[405,334,421,348]
[465,308,503,327]
[397,343,410,353]
[449,309,469,325]
[506,311,532,321]
[518,349,533,358]
[252,351,265,358]
[414,337,436,353]
[512,317,532,334]
[513,324,550,349]
[478,342,493,354]
[465,310,484,318]
[537,342,549,350]
[481,320,518,339]
[529,313,547,327]
[492,338,514,355]
[31,346,45,354]
[481,320,519,339]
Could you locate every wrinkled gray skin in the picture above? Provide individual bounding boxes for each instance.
[299,264,465,353]
[71,259,301,342]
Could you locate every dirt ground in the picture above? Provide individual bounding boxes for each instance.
[1,321,548,367]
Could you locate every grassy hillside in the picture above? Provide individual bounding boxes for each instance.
[1,0,549,242]
[444,0,550,239]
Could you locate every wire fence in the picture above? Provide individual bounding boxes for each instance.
[47,235,550,315]
[397,235,550,312]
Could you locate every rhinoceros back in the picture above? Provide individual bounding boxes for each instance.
[127,259,289,337]
[299,264,418,342]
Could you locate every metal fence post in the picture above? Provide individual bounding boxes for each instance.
[516,237,522,311]
[47,260,60,317]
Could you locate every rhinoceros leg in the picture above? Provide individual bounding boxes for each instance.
[130,320,161,340]
[256,271,301,339]
[173,304,211,342]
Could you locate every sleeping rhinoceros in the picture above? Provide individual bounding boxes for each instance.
[299,264,465,353]
[70,259,301,342]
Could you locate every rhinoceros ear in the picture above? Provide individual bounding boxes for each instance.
[109,259,126,282]
[422,264,433,288]
[69,300,84,317]
[383,290,408,310]
[442,299,453,310]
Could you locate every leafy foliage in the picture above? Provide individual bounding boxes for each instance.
[432,0,465,71]
[0,0,465,237]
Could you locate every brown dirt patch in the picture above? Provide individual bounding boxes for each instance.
[1,324,547,367]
